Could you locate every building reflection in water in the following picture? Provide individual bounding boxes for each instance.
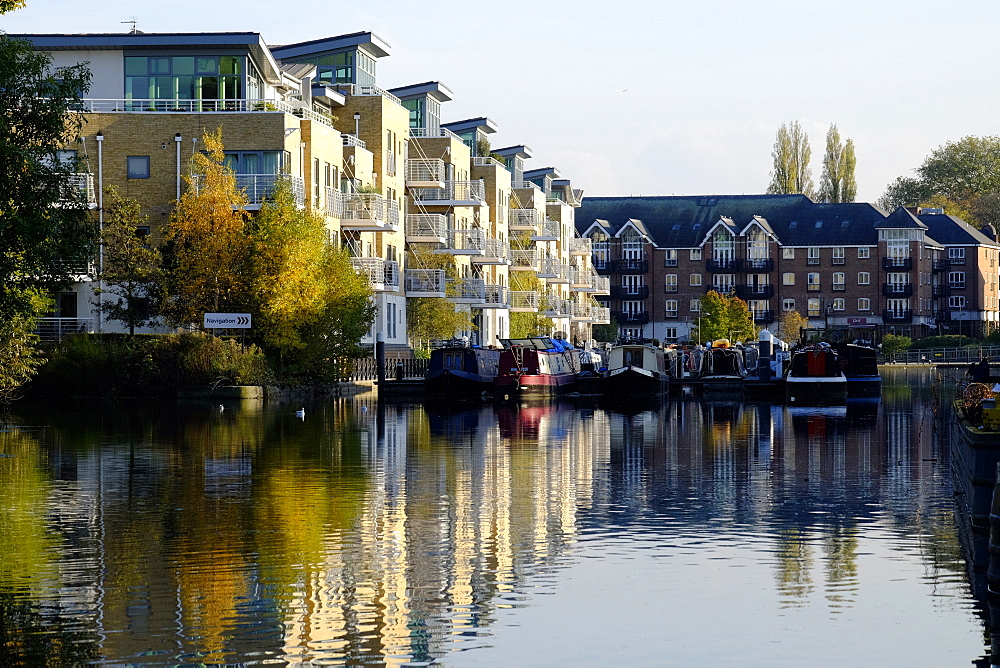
[0,367,980,665]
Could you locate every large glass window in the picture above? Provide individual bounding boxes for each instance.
[223,151,286,174]
[124,54,245,108]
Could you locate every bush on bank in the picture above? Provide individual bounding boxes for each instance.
[27,332,269,399]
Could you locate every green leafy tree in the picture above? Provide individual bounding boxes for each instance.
[0,296,47,404]
[245,179,327,354]
[161,129,249,326]
[92,186,162,335]
[818,124,857,203]
[405,251,475,350]
[766,120,814,198]
[724,295,757,343]
[592,317,618,343]
[880,333,912,360]
[0,1,26,13]
[509,270,552,338]
[693,291,757,344]
[878,136,1000,225]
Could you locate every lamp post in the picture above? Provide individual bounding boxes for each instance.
[354,111,361,137]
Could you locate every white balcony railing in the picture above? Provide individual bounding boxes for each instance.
[569,267,592,289]
[473,238,511,264]
[591,275,610,294]
[192,173,305,207]
[35,317,95,342]
[569,303,591,320]
[513,181,542,192]
[341,193,400,231]
[538,258,571,282]
[325,187,344,217]
[481,284,509,309]
[447,229,486,254]
[405,213,448,242]
[511,249,538,271]
[409,127,464,142]
[405,158,446,185]
[472,156,505,169]
[570,238,592,255]
[343,134,367,149]
[509,291,539,312]
[323,84,403,107]
[64,173,96,206]
[74,98,337,128]
[509,208,539,231]
[351,258,399,291]
[447,278,486,303]
[591,306,611,324]
[412,180,486,205]
[540,294,567,316]
[532,219,561,241]
[405,269,446,297]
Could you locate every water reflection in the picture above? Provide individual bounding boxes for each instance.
[0,366,985,665]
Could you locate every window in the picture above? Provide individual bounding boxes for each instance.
[832,272,845,291]
[690,299,701,312]
[664,249,678,267]
[833,247,845,265]
[858,272,870,285]
[782,299,795,311]
[665,274,678,292]
[858,247,870,259]
[124,55,247,110]
[949,296,967,308]
[712,274,735,291]
[808,298,821,316]
[807,247,820,265]
[664,327,678,341]
[783,247,795,259]
[949,247,965,264]
[949,271,966,289]
[127,156,150,179]
[783,272,795,286]
[833,298,845,311]
[807,272,820,291]
[690,248,702,261]
[665,299,678,318]
[858,298,870,311]
[690,273,702,287]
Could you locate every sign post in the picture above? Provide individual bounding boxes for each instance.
[204,313,252,329]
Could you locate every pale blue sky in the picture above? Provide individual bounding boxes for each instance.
[5,0,999,203]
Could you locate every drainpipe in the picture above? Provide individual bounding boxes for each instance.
[174,133,182,200]
[95,131,104,333]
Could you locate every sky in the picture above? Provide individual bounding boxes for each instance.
[5,0,1000,203]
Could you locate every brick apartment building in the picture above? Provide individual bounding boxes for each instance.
[577,195,1000,342]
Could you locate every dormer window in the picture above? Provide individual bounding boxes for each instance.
[712,228,734,260]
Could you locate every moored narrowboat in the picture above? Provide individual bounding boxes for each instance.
[786,343,848,403]
[604,343,668,396]
[425,342,501,395]
[494,337,580,399]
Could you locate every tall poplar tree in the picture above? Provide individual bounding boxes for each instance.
[818,124,857,203]
[766,120,814,198]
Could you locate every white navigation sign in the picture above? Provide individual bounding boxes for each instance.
[204,313,252,329]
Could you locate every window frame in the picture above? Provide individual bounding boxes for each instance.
[127,155,150,179]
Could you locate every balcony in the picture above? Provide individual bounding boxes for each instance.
[617,258,649,273]
[511,249,538,271]
[932,259,952,273]
[932,284,952,298]
[342,134,367,149]
[509,291,539,312]
[743,258,773,272]
[324,83,404,107]
[569,267,592,290]
[404,269,446,297]
[570,238,592,255]
[882,257,913,271]
[735,284,775,299]
[324,187,344,217]
[35,317,94,342]
[351,258,399,292]
[883,309,913,323]
[612,311,651,325]
[532,220,561,241]
[591,275,610,294]
[806,283,821,293]
[409,127,464,142]
[540,295,568,317]
[405,158,446,188]
[405,214,447,243]
[706,258,741,272]
[708,285,737,295]
[63,173,97,208]
[76,97,338,127]
[509,208,540,233]
[472,238,511,265]
[447,278,486,304]
[594,259,615,275]
[441,229,486,256]
[591,306,611,324]
[411,180,486,207]
[569,303,592,321]
[340,193,400,232]
[752,310,776,324]
[479,284,509,309]
[610,285,650,299]
[193,173,305,209]
[513,180,543,192]
[538,258,571,282]
[882,283,913,297]
[472,156,505,169]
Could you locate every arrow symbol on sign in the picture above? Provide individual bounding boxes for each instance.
[238,316,248,325]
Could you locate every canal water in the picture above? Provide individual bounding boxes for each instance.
[0,367,990,665]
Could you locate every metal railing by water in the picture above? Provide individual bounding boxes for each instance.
[35,317,95,341]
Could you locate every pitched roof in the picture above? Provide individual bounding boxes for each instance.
[877,207,927,230]
[918,213,999,246]
[575,194,887,247]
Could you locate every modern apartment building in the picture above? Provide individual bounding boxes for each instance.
[18,30,608,348]
[577,194,1000,342]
